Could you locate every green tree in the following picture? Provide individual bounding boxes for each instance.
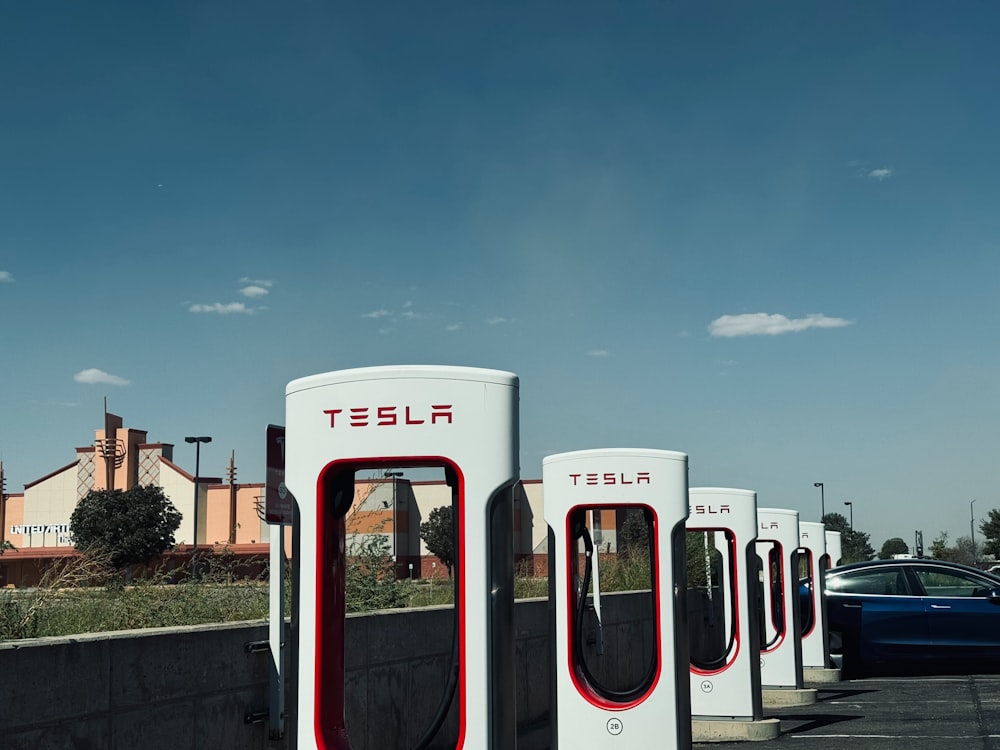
[70,486,181,570]
[822,512,875,563]
[980,509,1000,559]
[420,505,455,576]
[930,531,961,562]
[345,531,403,612]
[620,509,650,560]
[879,537,910,559]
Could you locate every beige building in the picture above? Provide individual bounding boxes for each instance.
[0,413,553,587]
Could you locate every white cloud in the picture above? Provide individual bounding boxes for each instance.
[446,323,461,332]
[708,313,852,338]
[363,309,391,319]
[587,349,610,358]
[189,302,255,315]
[74,368,131,386]
[239,277,273,288]
[0,270,12,282]
[240,285,270,298]
[868,168,892,181]
[485,316,508,325]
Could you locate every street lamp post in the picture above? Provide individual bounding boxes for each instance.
[971,499,977,565]
[814,482,825,521]
[385,470,404,577]
[844,501,853,530]
[185,436,212,562]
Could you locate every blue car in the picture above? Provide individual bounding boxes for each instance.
[825,558,1000,676]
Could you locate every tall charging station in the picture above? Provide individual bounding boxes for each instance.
[285,365,520,750]
[798,522,829,670]
[755,508,803,690]
[687,488,764,722]
[825,530,843,568]
[543,449,690,749]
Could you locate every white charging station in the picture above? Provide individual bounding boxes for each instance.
[543,449,690,749]
[825,530,843,568]
[285,365,519,750]
[687,488,763,721]
[755,508,803,690]
[797,522,829,670]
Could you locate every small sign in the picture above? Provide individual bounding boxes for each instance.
[265,424,295,524]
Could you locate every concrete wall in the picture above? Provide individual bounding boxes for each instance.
[0,593,654,750]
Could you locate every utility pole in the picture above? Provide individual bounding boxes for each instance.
[0,462,7,548]
[227,451,238,545]
[971,499,977,565]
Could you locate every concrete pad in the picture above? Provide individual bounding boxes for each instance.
[804,666,842,683]
[692,717,781,742]
[762,687,817,708]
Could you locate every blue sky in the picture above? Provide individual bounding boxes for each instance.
[2,2,998,552]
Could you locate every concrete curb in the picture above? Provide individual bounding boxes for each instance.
[804,666,842,683]
[692,717,782,742]
[762,687,818,708]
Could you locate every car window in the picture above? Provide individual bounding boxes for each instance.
[827,567,909,595]
[912,567,996,598]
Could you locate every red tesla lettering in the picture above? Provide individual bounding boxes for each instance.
[324,404,454,428]
[586,473,598,485]
[431,405,453,424]
[604,473,616,485]
[692,504,732,515]
[636,472,650,484]
[569,473,581,485]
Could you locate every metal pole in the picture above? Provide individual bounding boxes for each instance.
[185,436,212,564]
[0,461,6,549]
[971,499,977,565]
[193,441,201,555]
[228,451,238,545]
[268,521,286,739]
[814,482,825,521]
[844,501,853,530]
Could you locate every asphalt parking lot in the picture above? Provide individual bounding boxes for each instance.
[694,674,1000,750]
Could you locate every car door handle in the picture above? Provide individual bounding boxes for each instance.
[930,604,951,609]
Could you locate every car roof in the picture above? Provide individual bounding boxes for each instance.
[828,557,1000,582]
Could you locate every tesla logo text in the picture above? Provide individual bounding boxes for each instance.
[569,472,650,486]
[760,521,779,530]
[323,404,453,428]
[691,504,731,515]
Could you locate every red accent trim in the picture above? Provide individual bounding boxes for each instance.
[760,541,786,654]
[564,504,662,710]
[313,457,466,750]
[800,549,817,639]
[688,528,742,676]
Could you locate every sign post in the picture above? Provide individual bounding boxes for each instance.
[265,424,292,739]
[266,424,295,524]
